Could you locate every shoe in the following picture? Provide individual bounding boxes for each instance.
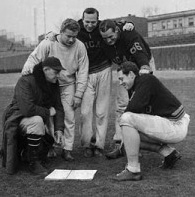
[160,150,181,169]
[47,148,57,158]
[94,148,104,157]
[40,157,50,169]
[28,161,48,176]
[113,169,142,181]
[61,150,75,161]
[105,143,125,159]
[84,148,94,158]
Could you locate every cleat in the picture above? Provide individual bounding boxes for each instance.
[84,147,94,158]
[94,148,104,157]
[160,150,181,169]
[105,143,125,159]
[47,148,57,158]
[28,161,48,176]
[113,169,142,181]
[61,150,75,161]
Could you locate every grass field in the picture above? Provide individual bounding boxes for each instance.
[0,71,195,197]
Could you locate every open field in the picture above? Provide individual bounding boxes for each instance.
[0,71,195,197]
[0,70,195,87]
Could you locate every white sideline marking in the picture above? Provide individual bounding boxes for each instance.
[151,43,195,49]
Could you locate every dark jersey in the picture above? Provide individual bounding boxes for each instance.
[102,28,152,69]
[78,20,110,74]
[125,74,185,121]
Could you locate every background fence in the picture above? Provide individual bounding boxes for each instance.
[0,44,195,73]
[0,52,31,73]
[151,43,195,70]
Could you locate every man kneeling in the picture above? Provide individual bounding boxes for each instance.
[113,61,190,181]
[1,57,64,175]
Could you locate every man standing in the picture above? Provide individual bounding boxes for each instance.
[77,8,112,157]
[45,11,133,158]
[113,61,190,181]
[99,19,155,159]
[77,8,134,157]
[1,57,65,175]
[22,19,89,161]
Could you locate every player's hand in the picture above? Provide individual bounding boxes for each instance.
[54,130,64,145]
[45,31,57,41]
[139,65,153,75]
[21,66,33,75]
[72,96,82,109]
[49,107,56,116]
[123,22,134,31]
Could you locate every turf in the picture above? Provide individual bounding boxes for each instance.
[0,71,194,197]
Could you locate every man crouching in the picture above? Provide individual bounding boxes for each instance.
[113,61,190,181]
[1,57,64,175]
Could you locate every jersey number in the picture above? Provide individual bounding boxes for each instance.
[130,42,142,54]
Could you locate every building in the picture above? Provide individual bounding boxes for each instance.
[147,9,195,37]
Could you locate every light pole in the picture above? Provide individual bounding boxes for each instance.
[34,8,37,43]
[43,0,46,35]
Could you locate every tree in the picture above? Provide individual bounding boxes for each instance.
[142,6,160,17]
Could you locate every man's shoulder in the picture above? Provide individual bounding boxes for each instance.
[140,73,156,79]
[37,39,54,49]
[121,29,139,40]
[138,74,159,86]
[75,38,87,48]
[17,74,35,85]
[120,28,143,44]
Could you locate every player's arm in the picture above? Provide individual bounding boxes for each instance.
[73,43,89,109]
[125,76,153,113]
[15,77,50,122]
[21,40,50,75]
[128,35,152,74]
[45,31,58,41]
[116,20,134,31]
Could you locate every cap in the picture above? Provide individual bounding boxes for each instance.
[42,56,64,71]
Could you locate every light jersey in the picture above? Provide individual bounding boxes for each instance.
[23,38,89,98]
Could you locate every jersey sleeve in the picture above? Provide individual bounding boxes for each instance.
[125,30,150,69]
[125,76,153,113]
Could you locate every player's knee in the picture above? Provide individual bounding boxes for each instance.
[29,116,45,135]
[120,112,135,126]
[33,116,44,124]
[80,107,91,119]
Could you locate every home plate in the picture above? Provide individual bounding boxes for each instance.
[45,169,97,181]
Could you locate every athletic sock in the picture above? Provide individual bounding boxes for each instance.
[126,162,141,173]
[158,144,175,157]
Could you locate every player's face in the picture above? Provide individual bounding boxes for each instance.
[60,29,78,47]
[118,70,134,90]
[43,67,60,83]
[83,12,98,32]
[100,28,118,45]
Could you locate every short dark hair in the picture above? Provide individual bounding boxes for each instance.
[119,61,139,76]
[82,8,99,20]
[99,19,116,33]
[60,18,80,33]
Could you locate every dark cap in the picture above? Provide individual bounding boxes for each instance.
[42,56,64,71]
